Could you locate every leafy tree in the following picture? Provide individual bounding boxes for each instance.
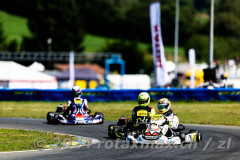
[0,22,7,50]
[7,39,18,51]
[0,0,31,17]
[78,0,119,38]
[21,0,85,52]
[215,13,240,39]
[214,0,240,59]
[102,40,147,74]
[184,34,209,62]
[194,0,210,12]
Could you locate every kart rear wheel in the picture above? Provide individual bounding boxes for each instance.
[108,125,117,139]
[47,112,59,124]
[189,130,202,142]
[47,112,55,124]
[94,112,104,124]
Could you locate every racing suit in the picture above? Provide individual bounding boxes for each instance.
[132,106,156,122]
[161,109,179,138]
[64,97,90,116]
[131,106,156,134]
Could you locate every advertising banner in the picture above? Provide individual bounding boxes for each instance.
[150,2,168,87]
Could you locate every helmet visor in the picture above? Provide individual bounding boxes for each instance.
[158,103,169,110]
[139,99,148,104]
[138,97,149,105]
[73,92,81,97]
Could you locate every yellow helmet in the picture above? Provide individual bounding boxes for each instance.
[138,92,150,107]
[158,98,171,114]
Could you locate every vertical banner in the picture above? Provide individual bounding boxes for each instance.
[150,2,168,87]
[69,51,75,88]
[189,49,196,88]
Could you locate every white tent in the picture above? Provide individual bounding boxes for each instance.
[107,74,151,90]
[0,61,58,89]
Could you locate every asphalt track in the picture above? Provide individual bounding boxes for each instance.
[0,117,240,160]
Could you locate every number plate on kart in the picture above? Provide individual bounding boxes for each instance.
[151,114,163,120]
[74,99,82,104]
[137,110,148,116]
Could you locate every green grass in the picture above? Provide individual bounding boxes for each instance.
[0,128,75,152]
[0,101,240,127]
[83,34,115,52]
[0,10,31,45]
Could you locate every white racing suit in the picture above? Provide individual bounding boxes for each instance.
[161,109,179,138]
[64,97,89,116]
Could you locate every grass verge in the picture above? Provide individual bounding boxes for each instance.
[0,101,240,126]
[0,128,75,152]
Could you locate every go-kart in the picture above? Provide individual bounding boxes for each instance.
[47,98,104,125]
[108,110,202,145]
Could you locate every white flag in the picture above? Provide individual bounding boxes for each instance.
[68,51,75,88]
[150,2,168,87]
[189,49,196,88]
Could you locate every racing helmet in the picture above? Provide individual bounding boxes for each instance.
[72,85,82,97]
[138,92,150,107]
[221,73,228,80]
[158,98,171,114]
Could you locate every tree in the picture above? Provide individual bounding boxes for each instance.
[184,34,209,62]
[0,22,7,50]
[21,0,85,52]
[102,40,147,74]
[214,0,240,59]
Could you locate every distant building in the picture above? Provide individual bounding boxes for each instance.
[51,64,104,89]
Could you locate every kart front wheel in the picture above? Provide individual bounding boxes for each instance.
[94,112,104,124]
[53,113,60,125]
[179,132,186,141]
[108,125,117,139]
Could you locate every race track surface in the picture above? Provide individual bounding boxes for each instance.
[0,117,240,160]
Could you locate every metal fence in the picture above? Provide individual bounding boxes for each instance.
[0,51,121,63]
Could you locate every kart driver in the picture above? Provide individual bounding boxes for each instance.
[157,98,179,138]
[63,85,91,116]
[132,92,156,122]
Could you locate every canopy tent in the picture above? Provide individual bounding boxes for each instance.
[0,61,57,89]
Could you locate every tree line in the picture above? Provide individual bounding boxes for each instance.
[0,0,239,73]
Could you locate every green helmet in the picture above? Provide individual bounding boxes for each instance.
[138,92,150,107]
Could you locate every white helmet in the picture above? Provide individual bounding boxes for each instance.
[158,98,171,114]
[72,85,82,97]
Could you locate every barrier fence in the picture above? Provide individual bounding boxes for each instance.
[0,88,240,102]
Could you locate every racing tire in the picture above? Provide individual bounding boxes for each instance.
[86,109,91,114]
[125,130,133,138]
[56,105,63,113]
[108,125,117,139]
[133,129,141,138]
[47,112,59,125]
[47,112,55,124]
[94,112,104,124]
[179,132,186,141]
[53,113,60,125]
[189,130,202,142]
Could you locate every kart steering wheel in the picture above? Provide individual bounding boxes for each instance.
[87,109,91,114]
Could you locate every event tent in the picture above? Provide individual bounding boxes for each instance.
[0,61,57,89]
